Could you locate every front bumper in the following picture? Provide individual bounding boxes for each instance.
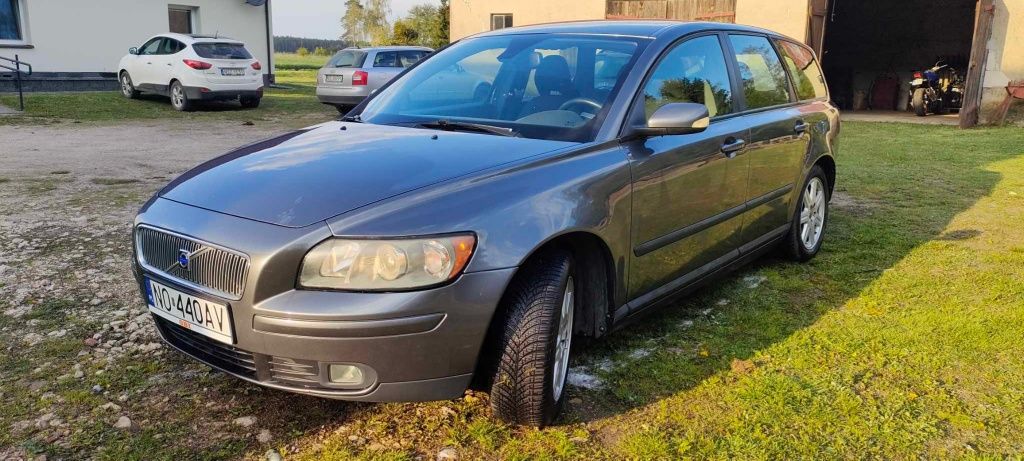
[134,197,515,402]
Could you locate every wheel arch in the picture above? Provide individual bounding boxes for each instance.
[470,230,617,390]
[813,153,836,198]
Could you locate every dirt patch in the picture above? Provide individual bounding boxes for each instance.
[831,190,880,217]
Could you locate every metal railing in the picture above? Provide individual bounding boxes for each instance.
[0,54,32,111]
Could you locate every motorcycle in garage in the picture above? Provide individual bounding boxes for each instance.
[909,61,965,116]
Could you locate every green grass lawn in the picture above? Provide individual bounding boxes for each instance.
[0,69,335,128]
[274,52,330,70]
[1,121,1022,460]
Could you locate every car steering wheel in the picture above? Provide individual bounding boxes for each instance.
[559,97,603,114]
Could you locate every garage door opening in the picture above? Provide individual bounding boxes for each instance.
[816,0,983,124]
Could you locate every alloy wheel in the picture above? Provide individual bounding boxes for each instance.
[171,85,184,108]
[799,177,826,251]
[121,75,132,96]
[552,277,574,401]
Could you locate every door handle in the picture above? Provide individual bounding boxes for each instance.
[794,121,810,133]
[721,138,746,157]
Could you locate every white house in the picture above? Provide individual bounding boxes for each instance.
[0,0,275,91]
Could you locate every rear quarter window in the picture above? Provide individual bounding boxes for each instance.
[192,43,253,60]
[774,40,828,101]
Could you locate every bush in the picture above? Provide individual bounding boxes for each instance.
[296,47,310,56]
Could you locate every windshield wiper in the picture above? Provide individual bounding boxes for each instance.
[417,119,519,137]
[341,114,362,123]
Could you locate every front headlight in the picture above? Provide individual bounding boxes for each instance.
[298,234,476,291]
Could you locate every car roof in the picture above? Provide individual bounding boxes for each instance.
[342,46,433,52]
[156,33,245,45]
[468,20,796,41]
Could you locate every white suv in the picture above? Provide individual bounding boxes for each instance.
[118,33,264,111]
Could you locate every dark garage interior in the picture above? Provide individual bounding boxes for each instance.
[819,0,979,113]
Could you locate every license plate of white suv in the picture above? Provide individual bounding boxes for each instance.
[221,68,245,76]
[145,278,234,344]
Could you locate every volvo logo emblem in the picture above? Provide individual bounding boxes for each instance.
[177,249,191,269]
[168,247,211,272]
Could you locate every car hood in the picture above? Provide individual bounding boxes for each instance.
[160,121,576,227]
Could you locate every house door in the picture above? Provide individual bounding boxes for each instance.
[808,0,829,58]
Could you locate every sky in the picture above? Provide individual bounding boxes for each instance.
[273,0,436,40]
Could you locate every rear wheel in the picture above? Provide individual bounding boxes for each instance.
[170,81,192,112]
[240,96,261,109]
[912,88,927,116]
[783,165,829,262]
[120,72,139,99]
[489,250,576,427]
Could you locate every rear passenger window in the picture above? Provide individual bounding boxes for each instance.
[774,40,827,101]
[641,35,734,119]
[728,35,792,109]
[399,50,428,67]
[373,51,400,67]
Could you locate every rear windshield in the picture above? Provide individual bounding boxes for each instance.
[328,50,367,68]
[192,43,253,60]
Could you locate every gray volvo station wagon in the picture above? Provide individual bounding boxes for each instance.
[133,21,838,427]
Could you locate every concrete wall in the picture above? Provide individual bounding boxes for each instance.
[0,0,273,76]
[981,0,1024,122]
[450,0,605,41]
[735,0,807,41]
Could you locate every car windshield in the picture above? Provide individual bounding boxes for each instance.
[192,43,252,60]
[327,50,367,68]
[357,34,646,142]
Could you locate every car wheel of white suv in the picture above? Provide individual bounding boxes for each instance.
[120,72,139,99]
[170,81,193,112]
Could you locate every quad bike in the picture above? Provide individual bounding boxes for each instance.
[909,61,965,116]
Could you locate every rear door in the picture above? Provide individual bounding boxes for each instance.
[725,34,810,245]
[625,33,750,305]
[319,49,368,89]
[192,42,260,86]
[368,50,405,91]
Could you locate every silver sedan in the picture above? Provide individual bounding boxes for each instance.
[315,46,432,112]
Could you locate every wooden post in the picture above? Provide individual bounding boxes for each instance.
[960,0,995,129]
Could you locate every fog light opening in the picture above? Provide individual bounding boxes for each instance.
[328,364,364,385]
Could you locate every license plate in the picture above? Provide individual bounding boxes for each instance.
[145,278,234,344]
[325,74,344,83]
[221,68,245,76]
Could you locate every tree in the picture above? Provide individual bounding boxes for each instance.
[363,0,392,45]
[296,46,310,56]
[341,0,366,45]
[389,19,419,45]
[399,2,449,49]
[438,0,449,45]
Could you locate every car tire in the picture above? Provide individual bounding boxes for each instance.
[240,96,261,109]
[170,81,192,112]
[782,165,830,262]
[120,72,139,99]
[489,249,576,428]
[912,88,927,117]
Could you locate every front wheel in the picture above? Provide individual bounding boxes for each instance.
[120,72,139,99]
[782,165,830,262]
[489,250,576,427]
[170,81,192,112]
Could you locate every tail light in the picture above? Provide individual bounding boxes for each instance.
[913,71,923,79]
[183,59,212,70]
[352,70,368,86]
[251,61,262,71]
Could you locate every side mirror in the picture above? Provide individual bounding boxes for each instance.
[629,103,710,138]
[129,47,139,55]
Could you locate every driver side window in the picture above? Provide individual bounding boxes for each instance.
[139,38,163,56]
[641,35,734,119]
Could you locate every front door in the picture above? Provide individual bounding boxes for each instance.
[625,34,749,306]
[726,34,810,244]
[132,37,165,87]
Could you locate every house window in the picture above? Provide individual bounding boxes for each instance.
[491,13,512,31]
[168,7,195,34]
[0,0,24,43]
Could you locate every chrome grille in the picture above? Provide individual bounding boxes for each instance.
[135,226,250,300]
